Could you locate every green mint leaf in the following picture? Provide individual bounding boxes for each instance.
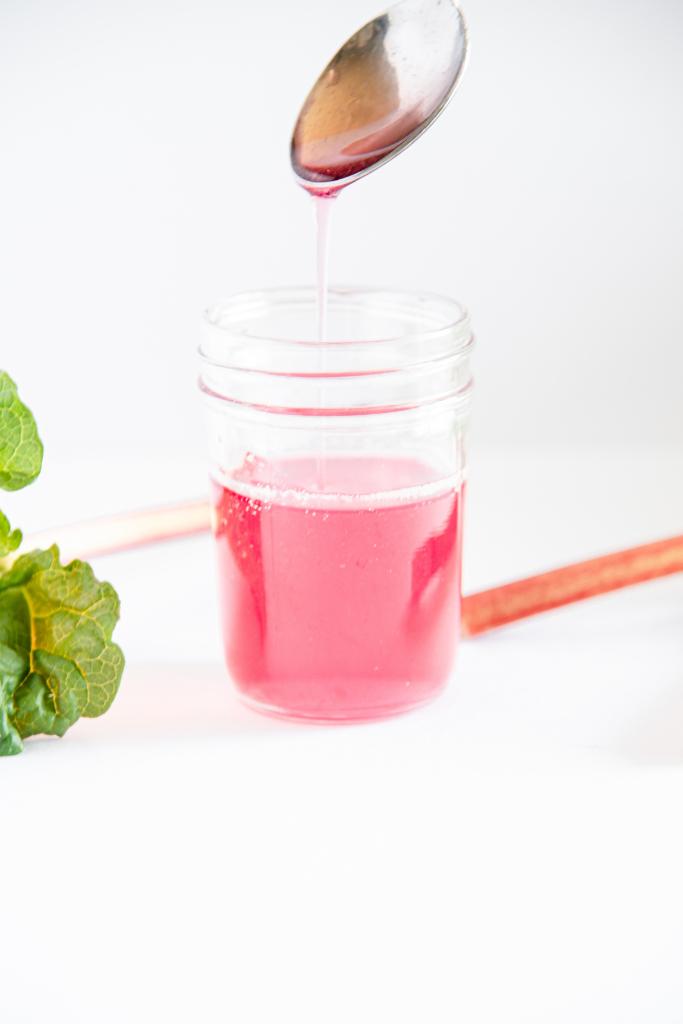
[0,546,124,750]
[0,510,22,559]
[0,371,44,491]
[0,547,57,590]
[0,643,26,756]
[13,657,88,739]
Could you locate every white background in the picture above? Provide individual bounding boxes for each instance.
[1,0,682,453]
[2,2,683,1022]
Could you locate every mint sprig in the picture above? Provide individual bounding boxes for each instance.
[0,510,21,558]
[0,372,124,756]
[0,371,44,490]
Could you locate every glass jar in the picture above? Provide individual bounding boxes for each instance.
[199,287,474,721]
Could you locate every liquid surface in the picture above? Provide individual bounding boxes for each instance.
[211,457,463,720]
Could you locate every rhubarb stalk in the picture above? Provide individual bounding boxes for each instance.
[22,504,683,638]
[461,534,683,637]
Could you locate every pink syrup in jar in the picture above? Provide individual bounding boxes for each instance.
[211,455,463,721]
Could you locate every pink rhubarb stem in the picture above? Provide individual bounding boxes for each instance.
[23,503,683,637]
[461,534,683,637]
[22,499,212,562]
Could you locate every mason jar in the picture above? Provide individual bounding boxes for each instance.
[199,287,474,721]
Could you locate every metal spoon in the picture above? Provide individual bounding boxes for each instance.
[291,0,468,193]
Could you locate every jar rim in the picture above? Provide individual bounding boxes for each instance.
[201,286,471,364]
[199,286,474,417]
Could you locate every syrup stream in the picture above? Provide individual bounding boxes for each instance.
[313,192,336,487]
[314,194,335,341]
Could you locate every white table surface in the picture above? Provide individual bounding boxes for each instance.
[3,444,683,1023]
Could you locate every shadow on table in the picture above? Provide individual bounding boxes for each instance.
[62,663,296,746]
[616,680,683,765]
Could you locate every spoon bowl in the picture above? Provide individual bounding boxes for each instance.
[291,0,468,193]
